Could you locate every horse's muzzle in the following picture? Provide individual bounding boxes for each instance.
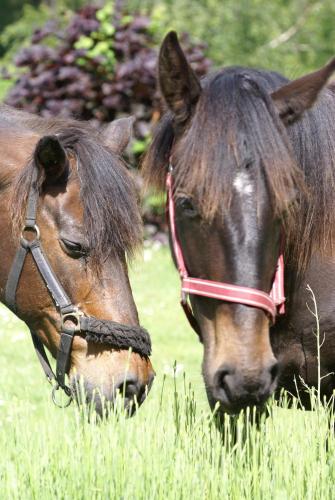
[208,361,279,414]
[70,371,155,418]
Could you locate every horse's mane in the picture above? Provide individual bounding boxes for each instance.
[142,67,335,275]
[0,104,141,268]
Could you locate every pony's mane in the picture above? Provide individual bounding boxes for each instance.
[142,67,335,275]
[1,105,141,268]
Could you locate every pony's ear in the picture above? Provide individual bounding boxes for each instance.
[271,57,335,125]
[34,135,68,183]
[102,116,135,154]
[159,31,201,124]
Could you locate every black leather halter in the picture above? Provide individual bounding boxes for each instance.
[5,165,151,405]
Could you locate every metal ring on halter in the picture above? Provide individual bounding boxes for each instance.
[61,310,83,333]
[51,383,73,408]
[20,224,40,245]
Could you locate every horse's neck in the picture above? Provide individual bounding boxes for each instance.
[287,249,335,331]
[271,246,335,395]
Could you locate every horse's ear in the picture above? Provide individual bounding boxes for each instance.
[102,116,135,154]
[159,31,201,124]
[34,135,68,183]
[271,57,335,125]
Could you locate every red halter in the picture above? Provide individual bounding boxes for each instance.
[166,168,285,334]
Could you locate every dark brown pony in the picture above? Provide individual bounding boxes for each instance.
[143,31,335,415]
[0,104,154,414]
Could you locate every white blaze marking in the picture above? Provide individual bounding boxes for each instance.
[233,172,253,195]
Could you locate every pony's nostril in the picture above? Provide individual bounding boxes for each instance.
[115,375,153,407]
[123,382,138,400]
[115,377,139,400]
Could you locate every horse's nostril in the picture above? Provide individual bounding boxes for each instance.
[215,364,234,401]
[269,361,279,383]
[218,370,230,387]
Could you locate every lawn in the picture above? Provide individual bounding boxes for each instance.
[0,246,334,499]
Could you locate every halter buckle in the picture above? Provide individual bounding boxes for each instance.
[61,310,83,333]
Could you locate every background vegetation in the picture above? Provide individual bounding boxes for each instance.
[1,0,335,72]
[3,2,210,163]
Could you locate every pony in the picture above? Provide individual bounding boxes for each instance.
[0,104,154,415]
[142,31,335,416]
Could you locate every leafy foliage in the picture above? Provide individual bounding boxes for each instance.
[5,2,211,155]
[129,0,335,76]
[0,3,52,66]
[0,1,39,52]
[0,2,88,64]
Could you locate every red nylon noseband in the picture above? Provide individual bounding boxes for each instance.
[166,169,285,332]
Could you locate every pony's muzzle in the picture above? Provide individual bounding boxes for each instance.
[70,371,155,418]
[211,361,279,413]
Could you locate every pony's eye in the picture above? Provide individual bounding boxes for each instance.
[60,238,88,258]
[177,197,198,217]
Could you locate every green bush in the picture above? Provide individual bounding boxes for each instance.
[5,2,210,156]
[129,0,335,75]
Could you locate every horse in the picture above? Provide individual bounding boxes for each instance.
[0,104,154,415]
[142,31,335,416]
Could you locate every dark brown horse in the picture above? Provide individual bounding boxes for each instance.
[143,31,335,416]
[0,104,154,414]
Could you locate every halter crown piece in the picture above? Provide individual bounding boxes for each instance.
[166,163,285,337]
[5,164,151,406]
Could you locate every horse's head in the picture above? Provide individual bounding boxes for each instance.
[143,31,335,414]
[0,115,154,415]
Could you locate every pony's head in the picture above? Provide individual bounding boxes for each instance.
[0,113,154,415]
[143,31,335,414]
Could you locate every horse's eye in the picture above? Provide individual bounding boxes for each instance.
[60,238,88,258]
[177,197,198,217]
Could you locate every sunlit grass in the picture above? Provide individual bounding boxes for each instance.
[0,247,334,499]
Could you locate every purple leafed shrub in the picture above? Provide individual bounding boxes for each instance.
[6,3,212,156]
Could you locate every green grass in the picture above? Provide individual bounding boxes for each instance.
[0,247,334,499]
